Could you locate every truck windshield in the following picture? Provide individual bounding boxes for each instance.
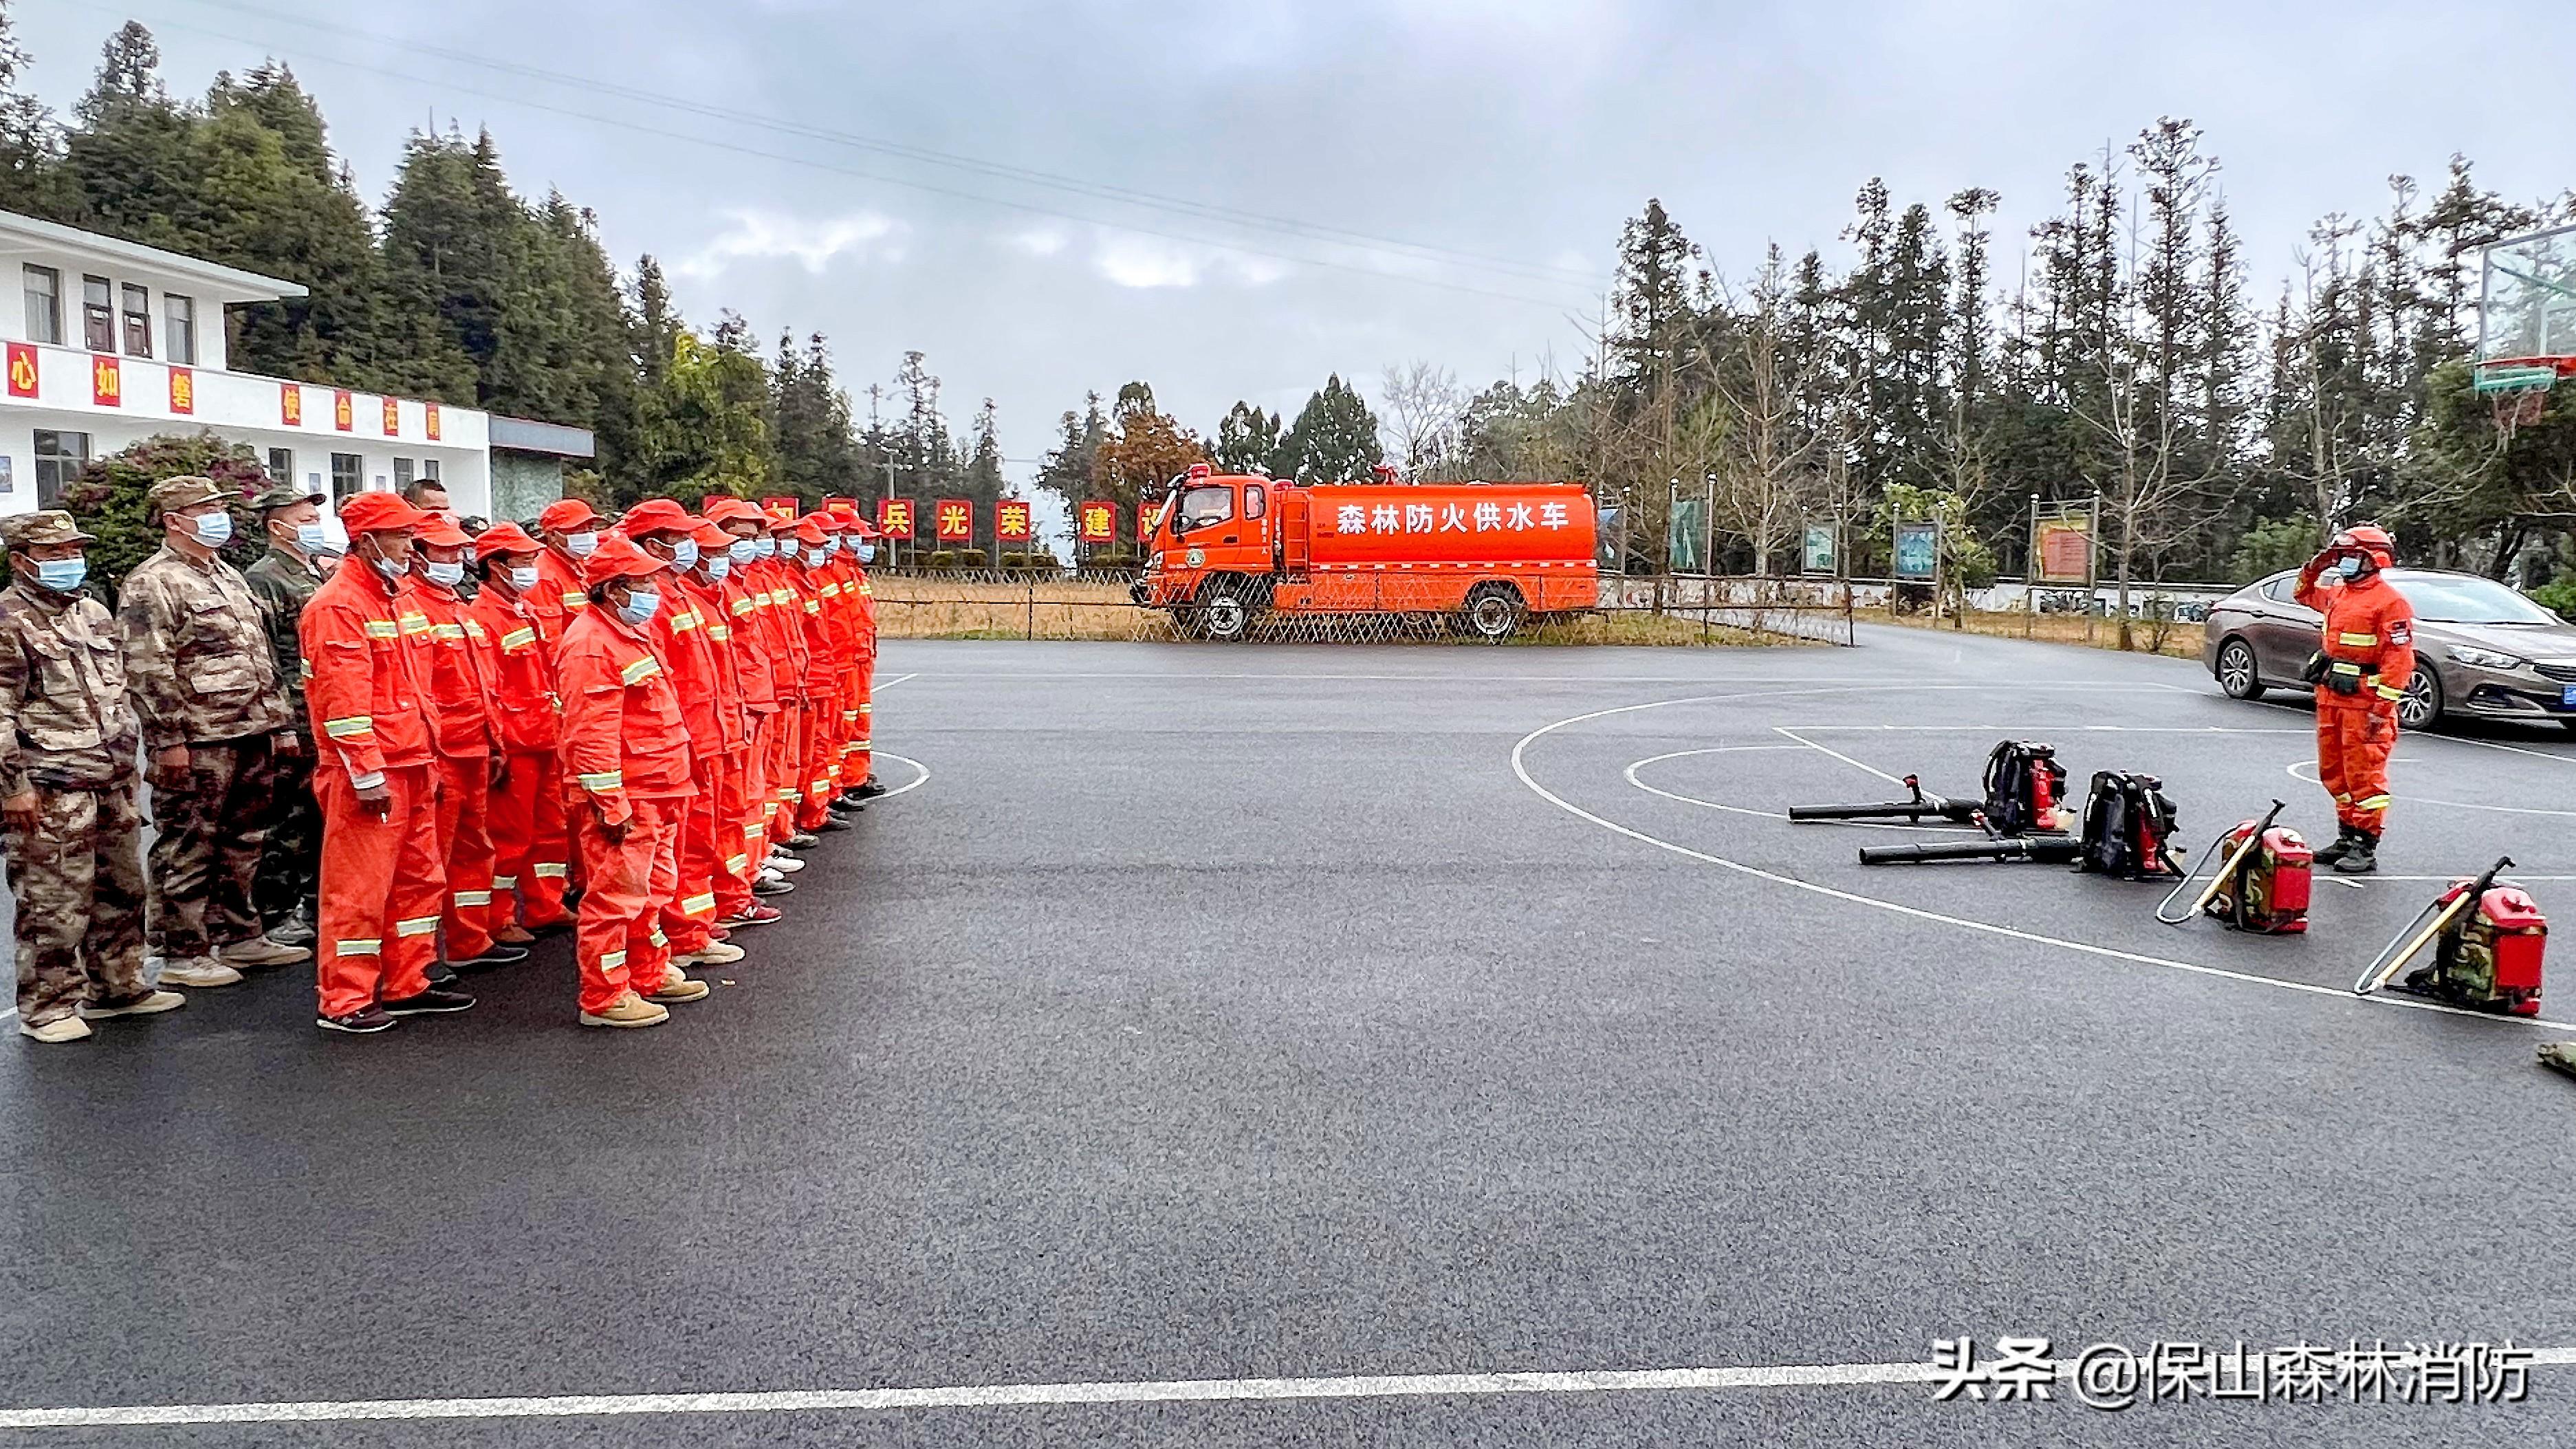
[1177,486,1234,534]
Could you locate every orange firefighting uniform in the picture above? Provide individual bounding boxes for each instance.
[466,578,569,930]
[752,547,811,847]
[556,594,695,1014]
[2294,558,2417,836]
[411,576,502,962]
[638,569,732,957]
[838,557,877,790]
[715,556,782,919]
[790,541,845,834]
[301,556,446,1017]
[678,565,756,923]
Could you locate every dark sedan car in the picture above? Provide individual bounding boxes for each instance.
[2202,567,2576,731]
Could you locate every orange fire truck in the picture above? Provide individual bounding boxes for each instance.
[1129,465,1600,640]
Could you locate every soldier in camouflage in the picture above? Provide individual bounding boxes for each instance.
[243,482,332,948]
[116,475,307,987]
[1,510,186,1043]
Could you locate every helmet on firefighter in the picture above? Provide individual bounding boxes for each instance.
[2331,524,2395,572]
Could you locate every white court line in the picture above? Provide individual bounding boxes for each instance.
[2281,758,2576,818]
[874,672,921,690]
[1780,724,2307,735]
[871,753,931,800]
[2243,697,2576,767]
[8,1348,2573,1428]
[1509,687,2576,1033]
[1773,727,1906,785]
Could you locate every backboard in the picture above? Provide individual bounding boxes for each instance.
[2476,223,2576,374]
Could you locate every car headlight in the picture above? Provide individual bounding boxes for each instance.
[2449,646,2524,671]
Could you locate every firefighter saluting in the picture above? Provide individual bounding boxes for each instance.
[2293,525,2414,876]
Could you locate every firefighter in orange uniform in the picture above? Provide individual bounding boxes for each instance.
[706,499,792,920]
[466,523,571,941]
[673,512,767,937]
[410,514,525,971]
[789,514,846,838]
[2293,523,2416,875]
[527,499,602,653]
[838,514,883,803]
[300,492,472,1034]
[555,533,708,1027]
[757,508,814,865]
[618,499,743,969]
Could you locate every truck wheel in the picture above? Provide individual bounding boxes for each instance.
[1463,583,1524,642]
[1198,581,1252,642]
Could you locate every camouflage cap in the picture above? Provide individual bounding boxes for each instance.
[145,475,227,521]
[250,482,326,512]
[0,510,98,550]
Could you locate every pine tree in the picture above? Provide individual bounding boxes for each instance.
[0,0,67,217]
[62,22,195,248]
[1212,402,1283,475]
[1036,392,1107,514]
[1278,374,1383,481]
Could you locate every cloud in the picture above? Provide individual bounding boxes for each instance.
[673,209,907,279]
[1007,225,1070,257]
[1091,232,1289,290]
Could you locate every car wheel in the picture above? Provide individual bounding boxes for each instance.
[2215,638,2265,700]
[2398,669,2442,730]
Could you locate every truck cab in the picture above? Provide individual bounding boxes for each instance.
[1137,464,1277,609]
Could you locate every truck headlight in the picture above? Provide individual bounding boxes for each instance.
[2450,646,2524,671]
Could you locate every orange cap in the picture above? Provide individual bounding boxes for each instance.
[687,516,732,550]
[338,492,428,536]
[702,496,764,525]
[792,514,831,545]
[582,532,667,588]
[620,497,695,537]
[537,498,602,533]
[472,521,541,560]
[415,514,472,548]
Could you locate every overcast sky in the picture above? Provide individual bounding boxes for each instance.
[19,0,2571,491]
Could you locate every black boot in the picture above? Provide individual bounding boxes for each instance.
[2313,825,2359,867]
[2332,830,2379,875]
[269,900,318,948]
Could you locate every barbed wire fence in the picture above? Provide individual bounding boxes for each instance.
[868,569,1858,646]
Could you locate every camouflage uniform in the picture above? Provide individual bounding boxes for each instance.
[0,513,150,1028]
[242,492,327,930]
[117,478,295,961]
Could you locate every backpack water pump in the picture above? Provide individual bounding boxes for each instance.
[2353,856,2546,1016]
[2154,800,2311,933]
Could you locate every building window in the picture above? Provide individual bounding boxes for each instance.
[329,453,364,501]
[420,458,440,482]
[267,448,294,486]
[80,276,113,352]
[120,283,151,358]
[393,457,414,489]
[34,429,90,508]
[22,265,60,346]
[163,294,196,365]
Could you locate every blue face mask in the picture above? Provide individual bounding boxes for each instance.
[856,542,877,565]
[670,538,699,571]
[780,541,802,563]
[703,555,731,583]
[190,511,234,547]
[616,587,660,627]
[294,522,330,554]
[728,538,757,566]
[424,560,466,589]
[2337,555,2364,579]
[508,565,540,594]
[566,531,598,558]
[754,536,777,560]
[34,558,86,593]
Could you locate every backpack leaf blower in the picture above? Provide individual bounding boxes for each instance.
[2353,856,2547,1016]
[1793,741,2067,833]
[2154,800,2311,933]
[1857,766,2167,871]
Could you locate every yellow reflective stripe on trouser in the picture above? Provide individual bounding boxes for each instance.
[492,875,519,890]
[724,853,750,872]
[2335,631,2379,647]
[452,890,492,906]
[336,938,382,955]
[679,892,717,917]
[648,928,668,948]
[2357,794,2392,811]
[602,949,627,970]
[395,916,439,937]
[533,862,569,880]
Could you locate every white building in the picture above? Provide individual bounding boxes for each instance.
[0,209,587,521]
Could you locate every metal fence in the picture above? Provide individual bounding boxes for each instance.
[866,568,1857,646]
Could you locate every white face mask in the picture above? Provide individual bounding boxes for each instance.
[190,511,234,547]
[507,565,540,593]
[615,587,660,627]
[856,542,877,565]
[292,521,330,554]
[424,560,466,589]
[703,555,732,582]
[728,538,757,566]
[670,538,699,571]
[566,530,598,558]
[754,536,777,560]
[780,540,802,562]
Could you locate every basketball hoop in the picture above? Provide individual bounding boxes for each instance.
[2474,358,2571,441]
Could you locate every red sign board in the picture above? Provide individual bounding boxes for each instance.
[996,499,1032,542]
[281,383,303,426]
[877,497,915,540]
[5,342,36,398]
[425,402,441,441]
[168,365,194,415]
[90,356,120,408]
[1139,499,1159,541]
[935,498,972,541]
[382,397,401,435]
[1079,499,1115,543]
[333,389,354,432]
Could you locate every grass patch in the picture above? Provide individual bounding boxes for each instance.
[873,579,1778,646]
[1863,607,2206,658]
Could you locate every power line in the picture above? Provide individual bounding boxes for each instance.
[166,0,1612,294]
[80,0,1595,312]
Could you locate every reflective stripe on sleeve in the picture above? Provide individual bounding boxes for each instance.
[363,620,399,640]
[2375,684,2406,701]
[323,715,375,740]
[500,627,536,649]
[576,770,624,793]
[2335,631,2379,647]
[620,656,660,685]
